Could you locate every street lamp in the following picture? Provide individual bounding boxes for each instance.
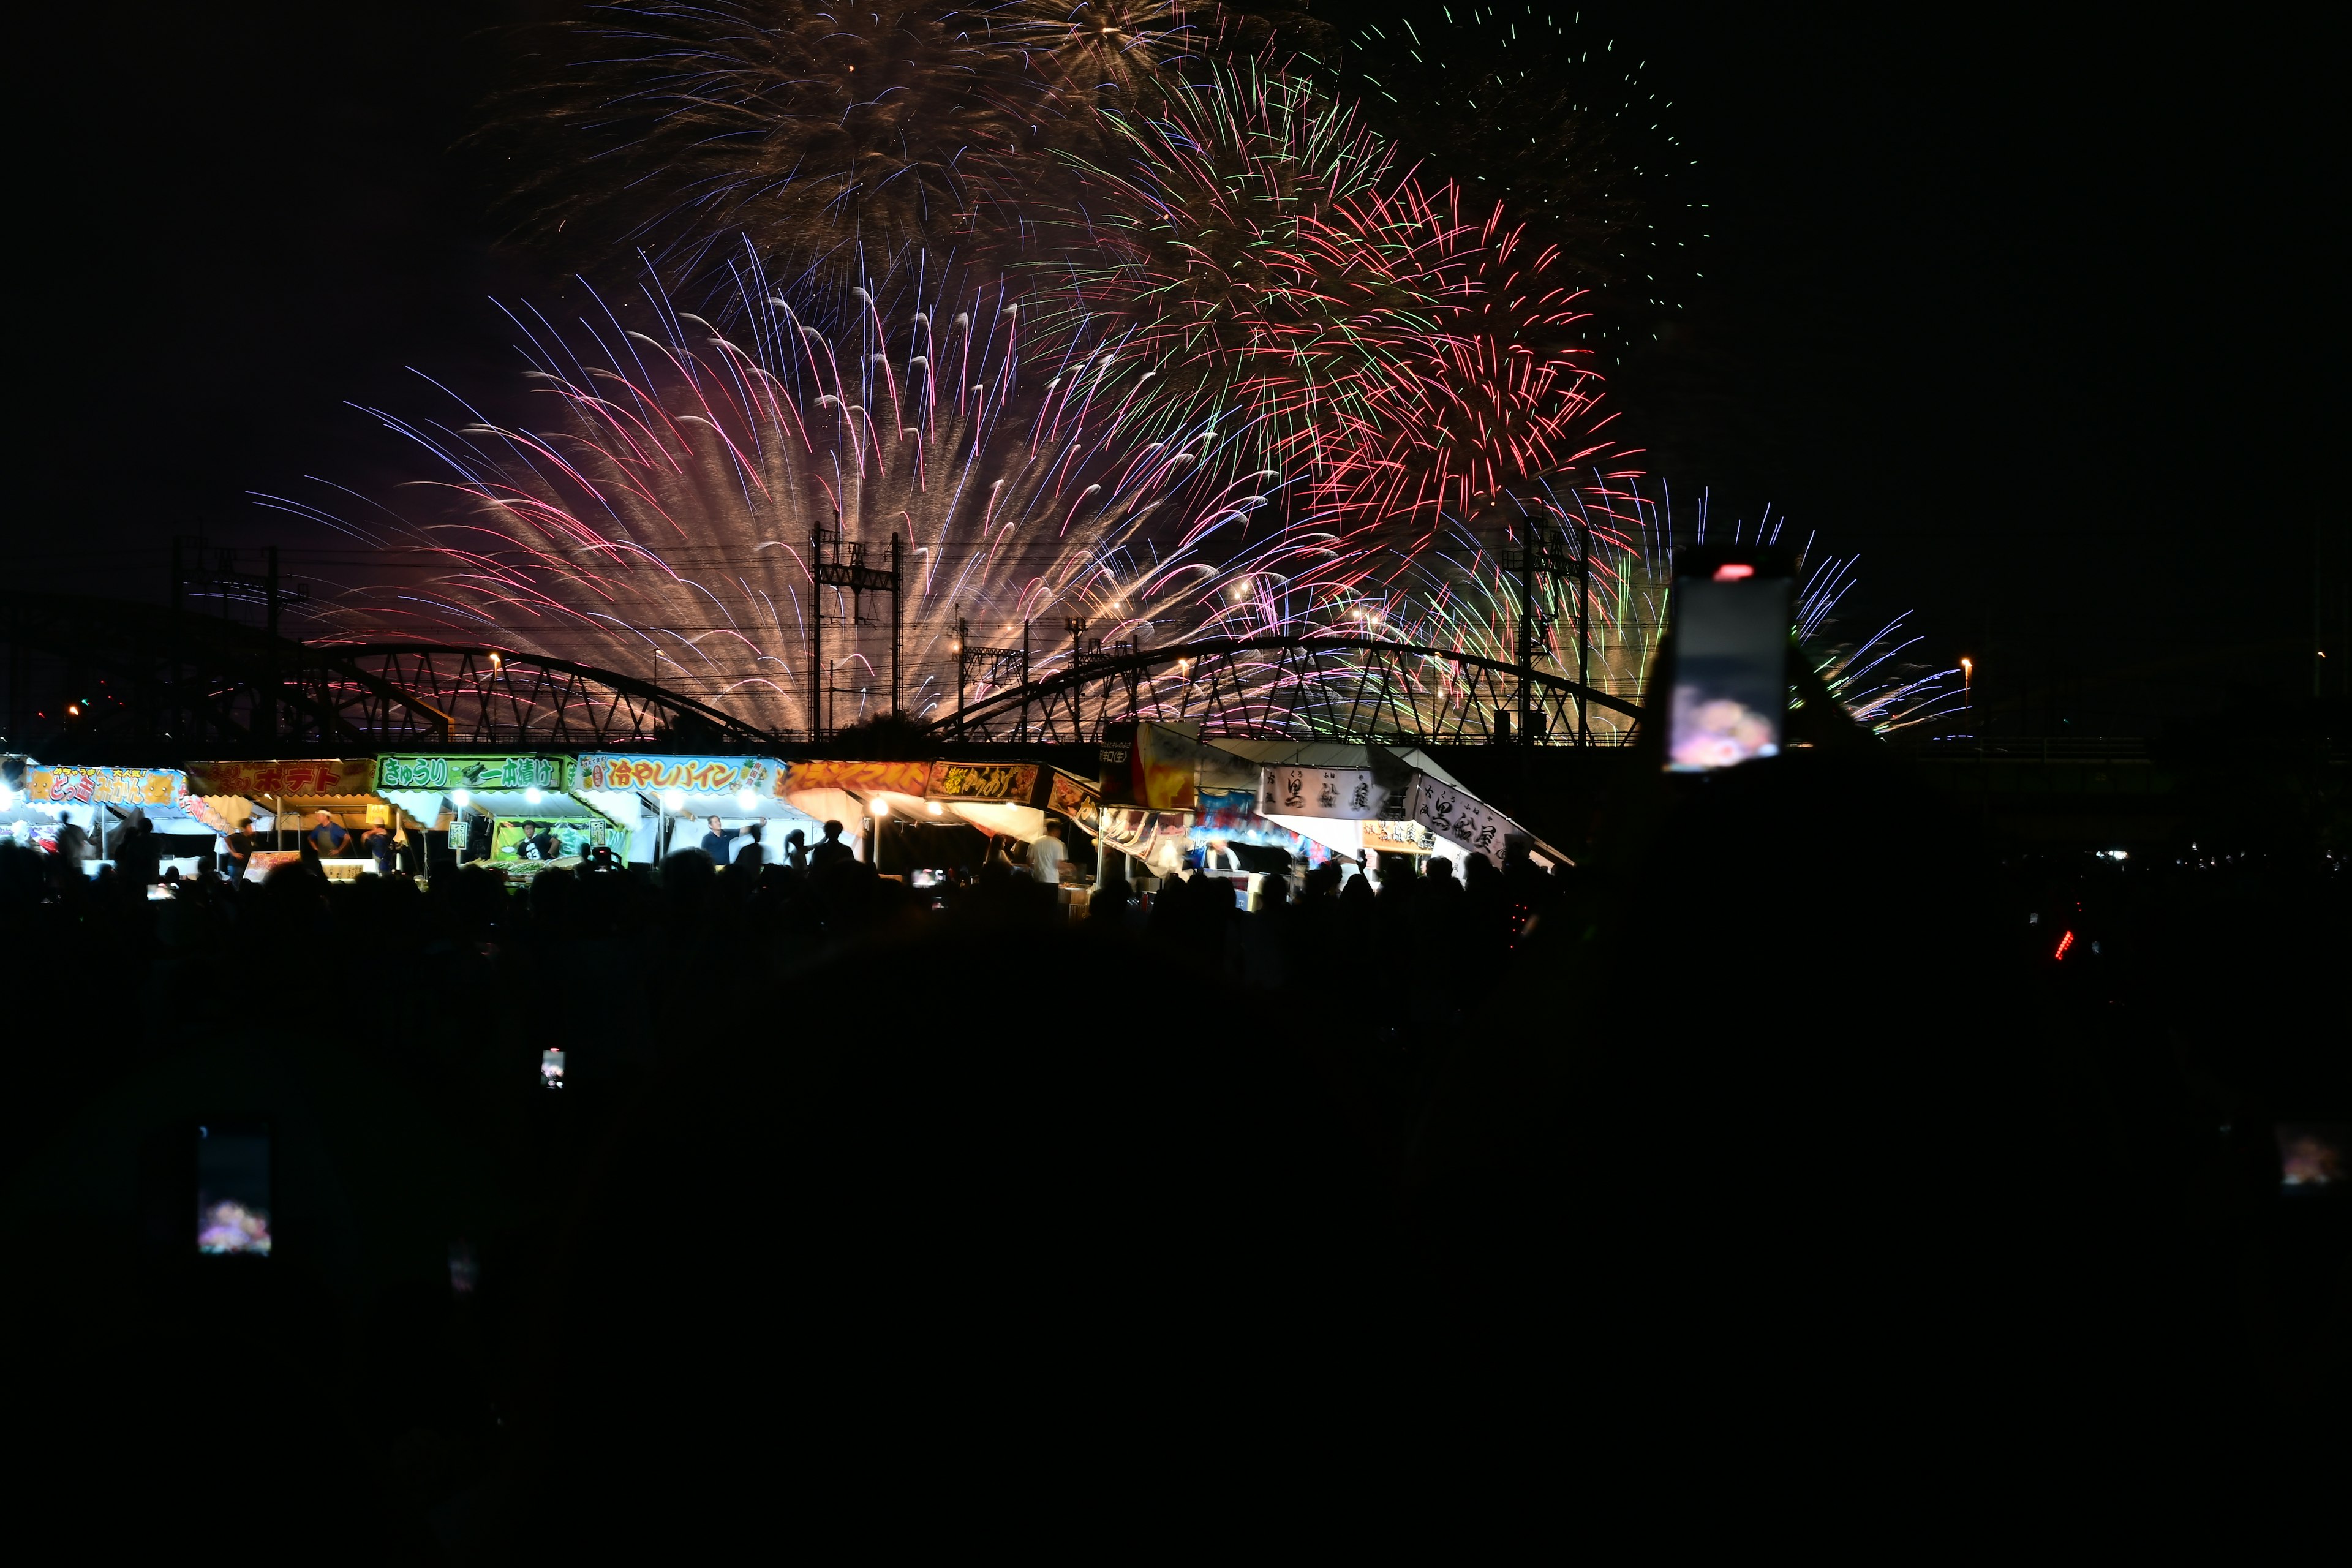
[1960,656,1973,709]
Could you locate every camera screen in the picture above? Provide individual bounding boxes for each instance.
[1669,569,1793,772]
[196,1126,273,1257]
[2277,1124,2347,1193]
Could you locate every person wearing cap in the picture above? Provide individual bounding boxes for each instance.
[307,810,352,859]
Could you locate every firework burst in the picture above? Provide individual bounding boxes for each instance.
[498,1,1202,273]
[269,257,1297,733]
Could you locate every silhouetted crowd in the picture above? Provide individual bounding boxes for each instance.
[10,748,2345,1552]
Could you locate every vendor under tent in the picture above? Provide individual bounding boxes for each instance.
[1205,737,1571,878]
[186,757,420,881]
[774,760,933,863]
[4,761,234,885]
[575,753,819,866]
[375,753,622,879]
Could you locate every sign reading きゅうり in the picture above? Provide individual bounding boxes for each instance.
[1402,779,1516,859]
[1256,764,1390,821]
[575,755,775,796]
[376,755,568,794]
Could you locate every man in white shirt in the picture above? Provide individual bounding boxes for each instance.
[1028,820,1071,884]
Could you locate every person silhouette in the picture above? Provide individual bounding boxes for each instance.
[809,819,853,870]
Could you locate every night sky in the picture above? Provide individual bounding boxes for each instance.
[24,3,2335,735]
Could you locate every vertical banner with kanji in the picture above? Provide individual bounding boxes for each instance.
[1402,780,1517,861]
[1256,764,1390,820]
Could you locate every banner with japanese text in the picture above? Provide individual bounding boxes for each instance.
[376,755,568,794]
[780,759,931,798]
[924,760,1042,804]
[1402,780,1517,860]
[186,758,378,799]
[1255,764,1390,820]
[576,754,777,796]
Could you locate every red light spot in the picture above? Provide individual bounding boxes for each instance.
[1712,563,1756,582]
[2054,930,2076,960]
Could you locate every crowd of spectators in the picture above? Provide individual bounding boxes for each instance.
[9,747,2344,1550]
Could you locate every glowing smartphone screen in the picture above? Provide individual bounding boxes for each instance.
[196,1125,273,1257]
[1668,558,1793,772]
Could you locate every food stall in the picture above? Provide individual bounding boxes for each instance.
[1221,739,1568,878]
[921,760,1101,900]
[573,753,819,866]
[6,761,233,885]
[374,753,623,880]
[774,760,932,865]
[186,757,419,880]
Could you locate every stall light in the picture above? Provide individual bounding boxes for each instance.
[871,797,891,817]
[451,788,473,809]
[737,789,757,810]
[662,788,687,813]
[524,787,544,804]
[927,800,943,816]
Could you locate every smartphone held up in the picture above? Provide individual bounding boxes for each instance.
[1667,546,1796,772]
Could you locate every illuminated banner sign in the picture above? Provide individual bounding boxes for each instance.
[1047,770,1099,831]
[187,758,378,799]
[28,766,186,808]
[377,755,567,794]
[1360,819,1433,855]
[924,760,1042,804]
[578,755,777,796]
[782,759,930,797]
[1403,780,1515,859]
[1100,722,1199,810]
[1256,764,1390,820]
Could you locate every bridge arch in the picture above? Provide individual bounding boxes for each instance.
[935,633,1645,745]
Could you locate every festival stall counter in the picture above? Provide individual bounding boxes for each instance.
[4,761,232,887]
[922,759,1103,905]
[187,757,418,880]
[1217,737,1570,876]
[374,754,622,881]
[575,753,818,865]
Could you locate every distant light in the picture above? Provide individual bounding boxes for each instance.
[2054,930,2076,960]
[2103,848,2128,861]
[524,787,544,804]
[871,797,891,817]
[451,788,473,808]
[927,800,944,816]
[1711,563,1755,582]
[737,789,757,810]
[662,788,687,813]
[66,704,81,716]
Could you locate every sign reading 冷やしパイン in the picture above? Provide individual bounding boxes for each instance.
[375,756,567,794]
[575,755,775,796]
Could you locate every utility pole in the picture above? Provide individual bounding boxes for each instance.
[809,520,903,739]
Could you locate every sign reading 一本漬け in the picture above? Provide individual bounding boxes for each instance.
[924,760,1042,804]
[375,756,567,794]
[1256,765,1390,821]
[576,755,775,796]
[1402,780,1515,859]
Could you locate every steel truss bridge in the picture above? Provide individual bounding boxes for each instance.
[4,592,769,760]
[941,633,1643,744]
[4,594,1643,759]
